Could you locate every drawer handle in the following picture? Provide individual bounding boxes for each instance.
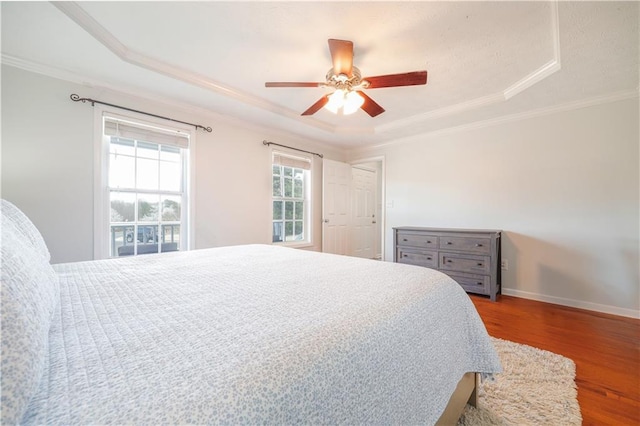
[447,259,453,263]
[446,242,452,245]
[476,282,483,286]
[427,240,432,243]
[475,243,483,247]
[403,254,408,257]
[403,238,408,241]
[477,263,483,266]
[427,257,432,260]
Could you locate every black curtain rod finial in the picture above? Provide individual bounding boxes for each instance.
[70,93,95,106]
[70,93,212,133]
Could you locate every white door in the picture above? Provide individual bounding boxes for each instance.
[322,159,351,255]
[351,167,377,259]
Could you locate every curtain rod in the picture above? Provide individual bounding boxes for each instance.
[70,94,212,133]
[262,140,323,158]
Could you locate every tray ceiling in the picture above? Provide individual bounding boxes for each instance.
[1,1,638,148]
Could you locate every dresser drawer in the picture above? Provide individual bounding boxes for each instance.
[394,227,501,301]
[397,248,438,268]
[397,232,438,249]
[444,272,490,295]
[439,236,491,255]
[440,253,491,274]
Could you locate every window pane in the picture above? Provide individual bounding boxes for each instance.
[285,201,294,220]
[124,226,135,244]
[137,225,159,255]
[159,160,181,192]
[273,201,283,220]
[138,194,159,221]
[271,159,309,245]
[160,145,181,162]
[294,221,303,240]
[106,120,188,258]
[285,221,294,241]
[137,157,159,190]
[137,225,158,243]
[294,201,304,220]
[272,176,282,197]
[162,224,180,251]
[111,225,133,257]
[272,222,283,242]
[293,178,303,198]
[284,177,293,197]
[110,192,135,222]
[137,141,159,159]
[162,196,181,221]
[110,137,135,156]
[109,153,135,189]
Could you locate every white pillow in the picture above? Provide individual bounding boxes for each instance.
[1,210,60,424]
[1,199,51,261]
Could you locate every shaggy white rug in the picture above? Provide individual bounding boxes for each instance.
[458,337,582,425]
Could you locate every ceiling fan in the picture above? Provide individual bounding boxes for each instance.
[265,39,428,117]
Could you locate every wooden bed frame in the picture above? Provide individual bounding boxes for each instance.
[436,372,479,425]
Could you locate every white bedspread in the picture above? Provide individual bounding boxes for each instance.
[23,244,501,425]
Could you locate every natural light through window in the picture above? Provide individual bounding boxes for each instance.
[271,151,311,245]
[104,116,189,257]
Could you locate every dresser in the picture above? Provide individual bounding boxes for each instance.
[393,227,502,301]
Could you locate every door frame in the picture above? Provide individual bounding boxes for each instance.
[350,156,386,261]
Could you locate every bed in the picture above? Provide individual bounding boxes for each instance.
[1,199,501,425]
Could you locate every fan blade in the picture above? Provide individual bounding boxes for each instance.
[328,39,354,77]
[357,91,385,117]
[265,82,325,88]
[301,96,329,116]
[364,71,428,89]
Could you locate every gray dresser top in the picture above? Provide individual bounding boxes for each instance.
[394,227,501,234]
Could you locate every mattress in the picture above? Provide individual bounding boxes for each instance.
[22,244,501,424]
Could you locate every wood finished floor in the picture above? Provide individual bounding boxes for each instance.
[470,294,640,426]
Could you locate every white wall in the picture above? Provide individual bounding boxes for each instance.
[1,67,95,263]
[1,65,345,263]
[349,98,639,317]
[3,65,638,317]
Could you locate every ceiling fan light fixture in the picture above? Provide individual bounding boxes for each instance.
[343,91,364,115]
[325,89,345,114]
[265,39,427,117]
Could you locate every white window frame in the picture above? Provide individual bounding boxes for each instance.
[93,106,196,259]
[271,149,313,248]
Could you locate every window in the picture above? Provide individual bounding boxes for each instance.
[102,115,191,257]
[271,151,311,245]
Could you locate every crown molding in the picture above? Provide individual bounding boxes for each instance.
[1,54,231,123]
[376,93,506,133]
[349,88,639,156]
[376,0,561,134]
[50,1,563,138]
[1,54,339,150]
[51,1,337,135]
[503,59,561,100]
[503,0,561,99]
[1,54,89,84]
[5,53,636,157]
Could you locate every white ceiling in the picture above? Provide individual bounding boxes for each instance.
[2,1,638,149]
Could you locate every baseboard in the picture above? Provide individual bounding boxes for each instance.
[502,288,640,319]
